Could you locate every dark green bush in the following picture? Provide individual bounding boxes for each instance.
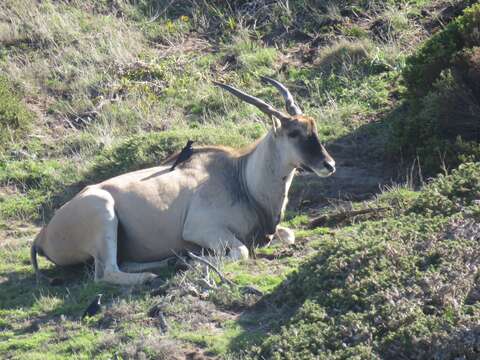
[403,3,480,97]
[391,3,480,174]
[453,46,480,101]
[393,69,480,172]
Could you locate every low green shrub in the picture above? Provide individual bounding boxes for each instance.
[239,209,478,359]
[411,162,480,217]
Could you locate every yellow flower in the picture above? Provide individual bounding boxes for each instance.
[180,15,189,22]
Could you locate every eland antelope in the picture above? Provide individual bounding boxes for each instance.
[31,77,335,285]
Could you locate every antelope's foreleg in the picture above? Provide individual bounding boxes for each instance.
[182,226,249,261]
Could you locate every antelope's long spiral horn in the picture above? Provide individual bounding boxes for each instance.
[260,76,302,116]
[213,81,290,122]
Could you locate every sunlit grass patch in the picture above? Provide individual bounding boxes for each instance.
[0,159,81,221]
[172,320,243,356]
[224,261,290,294]
[0,76,34,154]
[0,330,55,354]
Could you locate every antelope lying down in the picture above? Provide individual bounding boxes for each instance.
[31,77,335,285]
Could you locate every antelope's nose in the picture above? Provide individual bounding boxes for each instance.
[324,160,335,174]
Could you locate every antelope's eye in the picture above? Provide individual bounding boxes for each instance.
[288,130,301,138]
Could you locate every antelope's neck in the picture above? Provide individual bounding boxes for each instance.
[242,131,296,234]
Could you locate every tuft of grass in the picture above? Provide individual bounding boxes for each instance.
[314,39,374,74]
[223,29,279,71]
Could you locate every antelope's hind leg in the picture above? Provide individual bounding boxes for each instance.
[85,188,157,285]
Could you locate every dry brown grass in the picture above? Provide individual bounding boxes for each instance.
[0,0,145,137]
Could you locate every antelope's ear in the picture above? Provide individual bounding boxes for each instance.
[270,115,281,135]
[278,116,292,128]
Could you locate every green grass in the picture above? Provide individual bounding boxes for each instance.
[173,321,243,356]
[1,0,479,359]
[0,159,80,221]
[0,75,33,153]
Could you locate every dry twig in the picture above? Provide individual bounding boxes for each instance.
[309,207,388,228]
[187,251,235,286]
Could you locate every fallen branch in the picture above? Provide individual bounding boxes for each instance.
[171,250,200,276]
[308,207,389,229]
[171,250,216,290]
[186,251,235,286]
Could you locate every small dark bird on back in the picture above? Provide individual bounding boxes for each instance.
[82,294,102,319]
[170,140,194,171]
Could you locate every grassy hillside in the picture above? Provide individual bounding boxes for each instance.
[0,0,479,359]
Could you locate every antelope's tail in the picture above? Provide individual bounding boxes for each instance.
[31,228,48,284]
[30,242,41,283]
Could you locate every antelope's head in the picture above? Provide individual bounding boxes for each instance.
[213,77,335,177]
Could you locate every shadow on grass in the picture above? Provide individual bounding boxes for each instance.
[0,257,177,331]
[226,234,369,357]
[288,104,411,212]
